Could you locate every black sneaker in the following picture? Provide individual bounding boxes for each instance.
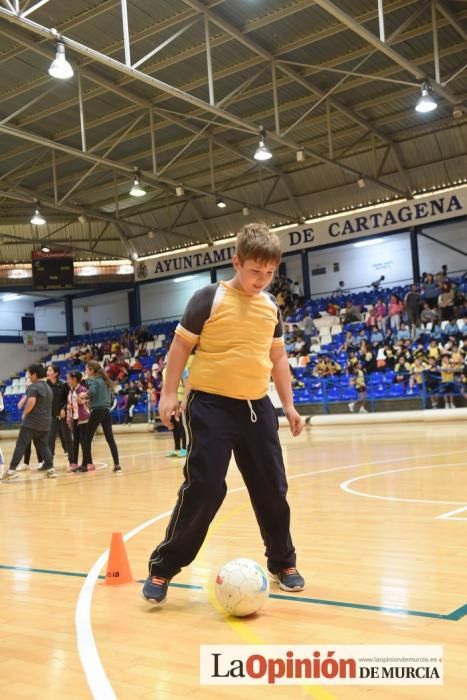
[37,463,48,472]
[113,464,122,473]
[270,567,305,592]
[142,575,169,606]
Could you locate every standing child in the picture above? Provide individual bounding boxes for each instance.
[162,360,188,458]
[1,364,55,480]
[142,223,304,606]
[79,361,121,473]
[66,371,90,472]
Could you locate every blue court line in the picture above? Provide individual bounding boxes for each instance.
[1,563,465,620]
[0,564,202,590]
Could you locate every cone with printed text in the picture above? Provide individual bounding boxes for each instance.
[104,532,133,586]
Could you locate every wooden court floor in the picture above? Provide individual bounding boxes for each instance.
[0,421,466,699]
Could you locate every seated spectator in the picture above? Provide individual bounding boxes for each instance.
[427,339,441,361]
[444,319,460,337]
[409,356,427,390]
[137,325,150,344]
[383,343,395,369]
[370,326,384,345]
[450,345,463,372]
[376,346,386,369]
[396,323,411,340]
[290,365,305,390]
[135,342,148,357]
[294,337,306,355]
[342,300,362,324]
[395,356,411,385]
[420,302,439,325]
[298,349,310,367]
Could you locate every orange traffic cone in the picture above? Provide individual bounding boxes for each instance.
[104,532,133,586]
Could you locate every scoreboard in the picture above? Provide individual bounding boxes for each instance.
[32,251,74,290]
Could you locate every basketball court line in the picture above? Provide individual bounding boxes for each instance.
[1,562,463,620]
[3,447,465,698]
[435,506,467,521]
[340,463,467,517]
[74,447,466,699]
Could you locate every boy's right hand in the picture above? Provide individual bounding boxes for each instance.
[159,392,180,429]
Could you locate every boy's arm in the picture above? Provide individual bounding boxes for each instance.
[159,335,195,429]
[270,344,303,437]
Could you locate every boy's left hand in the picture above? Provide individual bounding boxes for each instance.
[284,406,303,436]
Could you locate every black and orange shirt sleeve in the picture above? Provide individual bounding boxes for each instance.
[176,284,218,345]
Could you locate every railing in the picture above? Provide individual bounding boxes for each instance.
[291,370,464,414]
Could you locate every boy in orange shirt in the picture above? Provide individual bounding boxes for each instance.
[142,223,304,606]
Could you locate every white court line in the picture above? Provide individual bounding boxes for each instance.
[340,463,467,507]
[75,510,173,700]
[76,447,466,699]
[435,506,467,521]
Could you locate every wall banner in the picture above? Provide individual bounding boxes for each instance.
[135,187,467,282]
[22,331,49,352]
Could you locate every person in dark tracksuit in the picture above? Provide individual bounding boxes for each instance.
[2,363,55,480]
[142,223,305,606]
[45,364,73,470]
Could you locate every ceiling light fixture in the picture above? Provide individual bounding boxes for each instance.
[415,80,437,114]
[242,206,249,216]
[48,40,74,80]
[175,185,185,197]
[216,197,227,209]
[129,175,146,197]
[353,238,384,248]
[41,246,50,253]
[357,177,366,188]
[30,206,46,226]
[254,127,272,161]
[296,149,305,162]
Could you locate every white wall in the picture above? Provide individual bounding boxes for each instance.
[0,296,35,335]
[140,272,211,322]
[418,219,467,276]
[282,253,302,285]
[73,290,130,334]
[307,232,412,296]
[35,302,66,334]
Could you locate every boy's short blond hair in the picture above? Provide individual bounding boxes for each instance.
[235,222,282,266]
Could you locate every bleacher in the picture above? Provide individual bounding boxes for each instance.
[1,277,466,424]
[1,320,177,426]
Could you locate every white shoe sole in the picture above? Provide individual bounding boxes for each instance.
[141,591,167,607]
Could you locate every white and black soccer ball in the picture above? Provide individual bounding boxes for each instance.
[215,558,269,617]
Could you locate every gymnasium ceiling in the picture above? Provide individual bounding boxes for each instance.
[0,0,466,264]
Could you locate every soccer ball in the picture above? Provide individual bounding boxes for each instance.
[215,558,270,617]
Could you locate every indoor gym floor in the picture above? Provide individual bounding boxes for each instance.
[0,421,466,699]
